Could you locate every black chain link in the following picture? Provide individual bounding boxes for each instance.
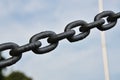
[0,10,120,68]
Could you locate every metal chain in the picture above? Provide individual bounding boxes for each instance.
[0,10,120,68]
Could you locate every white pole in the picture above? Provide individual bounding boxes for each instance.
[98,0,110,80]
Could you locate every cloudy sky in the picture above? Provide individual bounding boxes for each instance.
[0,0,120,80]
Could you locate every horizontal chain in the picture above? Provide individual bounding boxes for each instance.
[0,10,120,68]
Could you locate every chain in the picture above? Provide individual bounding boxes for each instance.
[0,10,120,68]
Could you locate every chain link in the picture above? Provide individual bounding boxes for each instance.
[0,43,22,68]
[0,10,120,68]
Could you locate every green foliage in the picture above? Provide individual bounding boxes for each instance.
[0,52,5,80]
[0,68,4,80]
[0,52,32,80]
[4,71,32,80]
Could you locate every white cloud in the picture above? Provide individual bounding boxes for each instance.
[23,0,48,13]
[0,0,50,18]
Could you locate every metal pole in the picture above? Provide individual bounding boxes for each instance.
[98,0,110,80]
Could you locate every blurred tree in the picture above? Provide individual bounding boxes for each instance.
[0,52,5,80]
[4,71,32,80]
[0,52,32,80]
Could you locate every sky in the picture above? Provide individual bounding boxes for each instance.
[0,0,120,80]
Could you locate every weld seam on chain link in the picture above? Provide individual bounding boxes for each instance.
[107,12,120,21]
[80,19,105,32]
[10,41,41,56]
[47,30,75,43]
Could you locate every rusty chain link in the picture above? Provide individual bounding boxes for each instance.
[0,10,120,68]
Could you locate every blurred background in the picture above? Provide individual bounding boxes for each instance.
[0,0,120,80]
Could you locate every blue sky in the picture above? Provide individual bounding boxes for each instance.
[0,0,120,80]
